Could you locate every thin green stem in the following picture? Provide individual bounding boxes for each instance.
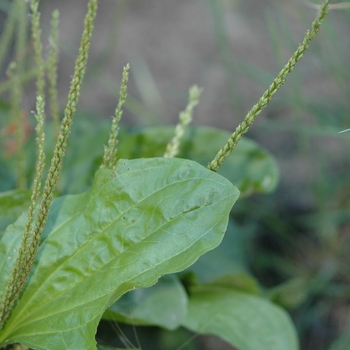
[101,64,130,169]
[33,0,98,253]
[208,1,330,172]
[164,85,202,159]
[30,0,45,100]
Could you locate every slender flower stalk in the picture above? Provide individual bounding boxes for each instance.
[48,10,60,140]
[30,96,46,224]
[30,0,45,100]
[0,96,45,330]
[0,0,99,330]
[101,64,130,169]
[164,85,202,158]
[33,0,98,253]
[208,0,330,172]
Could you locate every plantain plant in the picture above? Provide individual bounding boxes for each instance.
[0,0,330,349]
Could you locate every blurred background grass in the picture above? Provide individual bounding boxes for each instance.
[1,0,350,349]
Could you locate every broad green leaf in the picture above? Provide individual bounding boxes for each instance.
[0,157,239,350]
[103,275,188,330]
[267,277,309,309]
[102,273,261,330]
[185,219,251,283]
[208,274,261,296]
[0,209,29,298]
[182,285,298,350]
[119,126,279,196]
[0,190,30,295]
[0,189,31,234]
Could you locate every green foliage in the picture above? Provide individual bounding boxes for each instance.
[119,126,279,196]
[0,190,31,233]
[102,273,298,350]
[0,121,279,197]
[0,0,333,349]
[103,275,188,330]
[0,0,99,331]
[0,158,238,348]
[183,284,298,350]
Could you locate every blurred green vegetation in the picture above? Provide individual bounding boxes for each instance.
[1,1,350,349]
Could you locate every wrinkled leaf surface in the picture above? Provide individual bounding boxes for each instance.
[0,157,238,349]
